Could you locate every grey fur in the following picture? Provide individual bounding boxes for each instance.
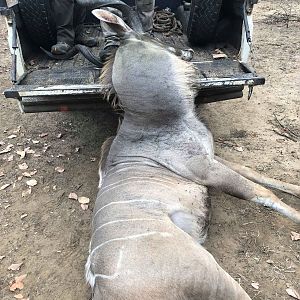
[86,10,300,300]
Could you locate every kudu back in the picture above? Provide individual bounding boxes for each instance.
[86,9,300,300]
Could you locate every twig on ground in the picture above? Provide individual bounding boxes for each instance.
[273,113,300,139]
[273,129,298,142]
[215,139,239,148]
[272,113,299,142]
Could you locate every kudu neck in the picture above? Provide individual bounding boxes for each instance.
[120,106,199,135]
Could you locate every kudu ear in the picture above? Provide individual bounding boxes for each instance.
[92,9,133,35]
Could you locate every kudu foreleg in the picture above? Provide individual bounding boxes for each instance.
[215,156,300,198]
[187,156,300,223]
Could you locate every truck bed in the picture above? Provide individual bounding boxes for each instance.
[5,25,265,112]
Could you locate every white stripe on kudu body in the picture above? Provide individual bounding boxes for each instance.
[92,199,175,227]
[90,231,173,258]
[90,218,167,244]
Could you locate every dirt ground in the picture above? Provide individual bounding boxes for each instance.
[0,0,299,299]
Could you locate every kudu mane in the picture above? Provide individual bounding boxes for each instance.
[100,50,120,109]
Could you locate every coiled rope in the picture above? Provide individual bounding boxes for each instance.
[153,9,183,36]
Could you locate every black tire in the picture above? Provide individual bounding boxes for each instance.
[187,0,223,45]
[18,0,56,50]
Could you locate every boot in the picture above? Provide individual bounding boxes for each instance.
[51,42,73,55]
[99,7,122,62]
[75,25,98,47]
[99,44,119,62]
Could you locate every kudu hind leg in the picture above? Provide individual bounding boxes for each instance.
[187,156,300,223]
[215,156,300,198]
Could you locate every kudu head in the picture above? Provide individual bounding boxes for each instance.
[93,9,199,122]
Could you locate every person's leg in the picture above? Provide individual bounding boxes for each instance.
[99,7,122,61]
[136,0,155,32]
[51,0,75,54]
[74,3,98,47]
[99,2,154,61]
[74,2,86,26]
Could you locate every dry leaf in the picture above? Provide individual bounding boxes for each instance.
[9,274,27,291]
[18,163,28,170]
[14,294,24,299]
[22,172,32,178]
[8,134,17,139]
[213,49,228,59]
[0,144,13,155]
[234,146,244,152]
[78,197,90,204]
[251,282,259,290]
[16,274,27,282]
[16,150,26,159]
[26,179,37,187]
[22,171,37,178]
[25,148,35,154]
[8,262,23,271]
[39,133,48,138]
[0,148,11,155]
[291,231,300,241]
[213,53,228,59]
[286,288,300,299]
[20,214,28,220]
[21,188,32,197]
[81,204,89,210]
[68,193,78,200]
[55,167,65,173]
[0,183,11,190]
[10,282,24,292]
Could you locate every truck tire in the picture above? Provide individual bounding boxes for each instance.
[18,0,56,50]
[187,0,223,45]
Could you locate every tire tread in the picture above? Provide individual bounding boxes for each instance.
[19,0,56,49]
[187,0,223,45]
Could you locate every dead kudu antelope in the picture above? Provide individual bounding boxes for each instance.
[85,9,300,300]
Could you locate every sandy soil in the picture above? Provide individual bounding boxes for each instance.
[0,0,299,299]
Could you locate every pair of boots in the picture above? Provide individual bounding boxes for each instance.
[51,0,98,55]
[99,0,155,61]
[51,25,98,55]
[51,0,155,58]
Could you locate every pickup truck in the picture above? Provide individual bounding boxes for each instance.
[0,0,265,113]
